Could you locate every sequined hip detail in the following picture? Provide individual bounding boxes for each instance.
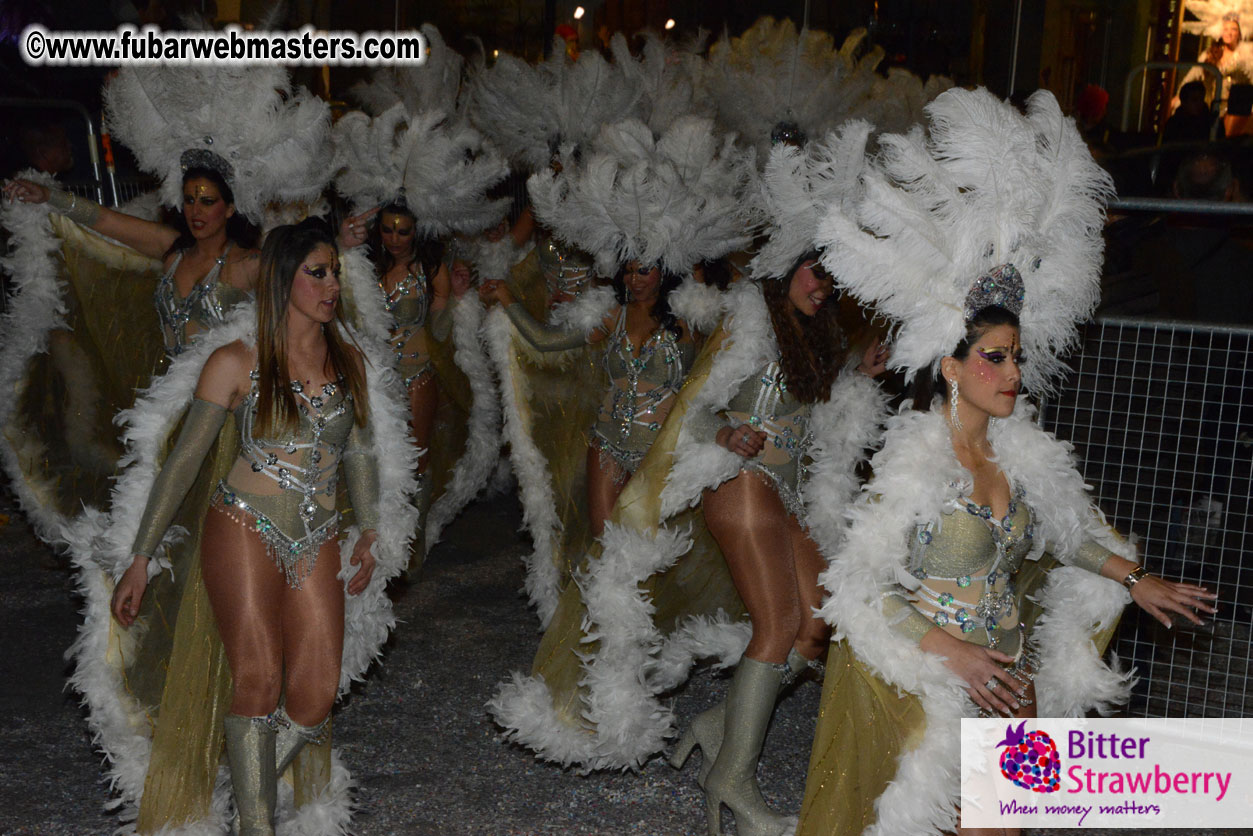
[402,364,436,391]
[589,430,644,482]
[210,481,338,589]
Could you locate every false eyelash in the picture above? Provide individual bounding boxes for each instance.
[302,266,340,280]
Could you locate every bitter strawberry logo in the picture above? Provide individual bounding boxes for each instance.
[996,721,1061,793]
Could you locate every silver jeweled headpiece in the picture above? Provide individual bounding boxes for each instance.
[179,148,235,189]
[1224,11,1242,22]
[964,263,1025,321]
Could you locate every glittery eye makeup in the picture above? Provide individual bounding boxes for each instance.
[301,264,340,281]
[975,347,1023,365]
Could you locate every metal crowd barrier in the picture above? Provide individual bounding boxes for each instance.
[1040,316,1252,718]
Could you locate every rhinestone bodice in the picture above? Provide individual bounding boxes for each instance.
[155,245,251,356]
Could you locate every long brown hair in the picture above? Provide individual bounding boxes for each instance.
[255,219,368,434]
[761,252,847,404]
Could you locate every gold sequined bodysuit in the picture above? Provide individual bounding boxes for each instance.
[154,246,252,356]
[590,308,697,475]
[131,373,379,590]
[381,266,433,389]
[883,489,1113,657]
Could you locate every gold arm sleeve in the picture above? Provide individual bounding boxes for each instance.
[504,302,588,351]
[47,188,102,226]
[131,398,227,559]
[342,420,380,533]
[1066,538,1115,575]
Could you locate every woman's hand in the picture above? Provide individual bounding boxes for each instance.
[856,337,890,378]
[111,556,150,627]
[1130,574,1218,628]
[337,206,379,250]
[450,259,473,298]
[477,279,514,307]
[3,178,50,205]
[717,423,767,458]
[346,530,378,595]
[922,627,1024,716]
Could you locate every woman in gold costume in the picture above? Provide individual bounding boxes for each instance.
[65,219,417,834]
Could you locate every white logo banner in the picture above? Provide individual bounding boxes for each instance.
[961,718,1253,828]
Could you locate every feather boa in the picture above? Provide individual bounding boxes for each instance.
[61,281,417,832]
[0,171,73,545]
[483,288,616,625]
[814,404,1134,836]
[424,294,502,550]
[489,281,888,771]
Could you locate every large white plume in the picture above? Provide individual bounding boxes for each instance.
[816,87,1115,396]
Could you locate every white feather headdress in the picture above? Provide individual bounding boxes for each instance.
[610,31,713,135]
[703,18,879,160]
[528,115,757,277]
[1183,0,1253,38]
[816,87,1115,396]
[103,65,330,223]
[468,48,642,173]
[748,120,872,280]
[332,104,509,237]
[349,24,465,117]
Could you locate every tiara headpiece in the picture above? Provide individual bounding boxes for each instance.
[964,264,1025,321]
[179,148,234,187]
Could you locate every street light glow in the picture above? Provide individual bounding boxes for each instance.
[574,6,585,19]
[665,19,676,30]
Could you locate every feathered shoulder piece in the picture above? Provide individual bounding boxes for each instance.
[349,24,466,117]
[103,65,330,223]
[816,87,1115,396]
[703,17,877,160]
[1183,0,1253,38]
[468,48,642,173]
[332,104,508,237]
[748,120,871,280]
[527,115,757,277]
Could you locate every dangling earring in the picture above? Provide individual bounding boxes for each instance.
[949,380,963,430]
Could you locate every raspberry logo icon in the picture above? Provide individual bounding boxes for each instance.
[995,721,1061,793]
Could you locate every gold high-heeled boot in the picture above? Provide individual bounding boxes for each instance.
[669,649,815,789]
[698,657,796,836]
[223,713,278,836]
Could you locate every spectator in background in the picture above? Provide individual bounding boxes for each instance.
[1163,80,1224,143]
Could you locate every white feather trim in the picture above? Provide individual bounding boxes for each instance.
[0,170,73,544]
[667,279,727,334]
[424,294,502,550]
[483,306,563,626]
[547,284,616,333]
